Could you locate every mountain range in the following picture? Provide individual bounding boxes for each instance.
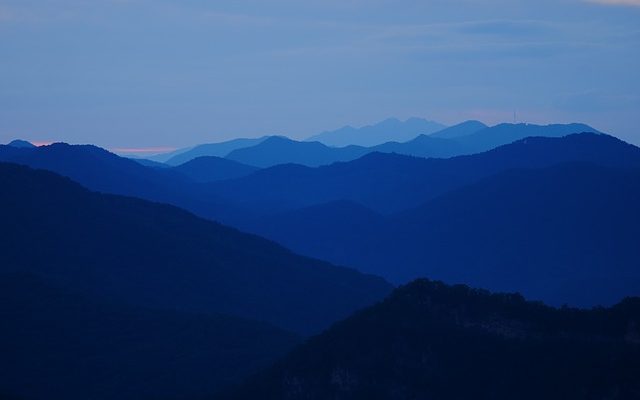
[2,118,640,400]
[146,122,599,168]
[209,132,627,216]
[3,132,639,307]
[229,134,640,306]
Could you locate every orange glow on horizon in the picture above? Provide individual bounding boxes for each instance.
[31,141,53,147]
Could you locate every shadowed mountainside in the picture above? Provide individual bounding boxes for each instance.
[0,274,300,400]
[222,279,640,400]
[245,162,640,307]
[172,156,259,182]
[2,134,638,307]
[0,162,392,334]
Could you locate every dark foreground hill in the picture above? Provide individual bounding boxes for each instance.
[0,162,392,334]
[223,279,640,400]
[0,274,300,400]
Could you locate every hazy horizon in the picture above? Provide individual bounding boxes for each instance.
[2,118,609,156]
[1,1,639,150]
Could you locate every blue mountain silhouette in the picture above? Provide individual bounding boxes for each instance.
[457,122,600,152]
[429,120,488,138]
[218,122,600,168]
[212,132,634,215]
[0,142,248,223]
[231,134,640,306]
[245,161,640,306]
[173,155,259,182]
[161,136,270,165]
[0,162,392,334]
[308,117,446,147]
[226,136,369,168]
[6,139,36,148]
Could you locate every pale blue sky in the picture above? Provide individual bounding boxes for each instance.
[1,0,639,151]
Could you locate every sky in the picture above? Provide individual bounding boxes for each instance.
[1,0,639,152]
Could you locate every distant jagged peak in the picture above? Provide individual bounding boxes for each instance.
[429,120,488,139]
[308,117,446,147]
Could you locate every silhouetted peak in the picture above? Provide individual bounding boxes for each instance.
[309,118,445,147]
[462,119,486,126]
[261,135,298,145]
[490,122,599,131]
[392,278,529,312]
[428,120,488,139]
[455,120,487,130]
[7,139,35,148]
[31,143,142,165]
[497,132,622,149]
[45,142,111,153]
